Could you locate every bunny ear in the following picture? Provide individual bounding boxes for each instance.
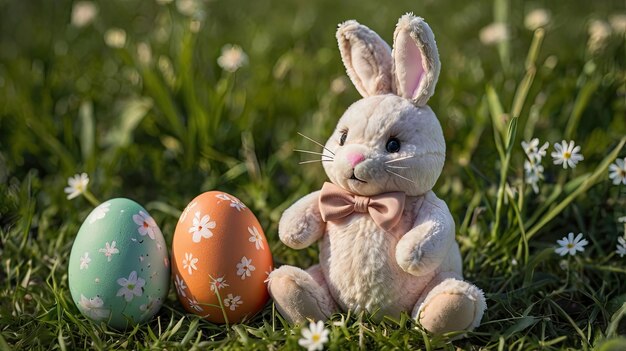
[336,20,393,97]
[392,14,441,106]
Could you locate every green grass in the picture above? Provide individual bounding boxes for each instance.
[1,0,626,349]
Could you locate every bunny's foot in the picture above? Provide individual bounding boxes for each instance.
[267,264,337,325]
[412,274,486,336]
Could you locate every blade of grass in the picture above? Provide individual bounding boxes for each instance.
[564,77,600,140]
[605,302,626,338]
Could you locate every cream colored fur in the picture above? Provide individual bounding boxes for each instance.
[268,13,486,336]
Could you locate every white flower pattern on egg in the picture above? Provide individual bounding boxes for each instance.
[179,200,197,223]
[78,294,110,321]
[248,226,264,250]
[139,296,162,317]
[188,211,215,243]
[188,297,204,312]
[133,211,160,240]
[223,294,243,311]
[175,275,187,297]
[264,266,274,283]
[216,193,246,211]
[182,252,198,275]
[116,271,145,302]
[89,202,111,224]
[79,252,91,270]
[99,241,119,262]
[210,276,229,293]
[236,256,255,280]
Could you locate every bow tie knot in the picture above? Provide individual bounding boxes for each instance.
[353,195,370,213]
[318,182,406,231]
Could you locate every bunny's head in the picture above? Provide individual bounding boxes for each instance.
[322,14,445,197]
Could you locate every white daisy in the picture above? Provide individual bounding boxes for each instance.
[555,232,589,256]
[210,276,229,293]
[104,28,126,48]
[298,320,330,351]
[223,294,243,311]
[217,44,248,72]
[182,253,198,275]
[174,274,187,297]
[524,160,544,194]
[98,241,119,262]
[79,252,91,270]
[248,226,264,250]
[551,140,584,169]
[616,237,626,258]
[521,138,549,162]
[188,211,215,243]
[89,202,110,224]
[187,297,204,312]
[116,271,145,302]
[524,8,551,31]
[64,173,89,200]
[608,157,626,185]
[479,22,509,45]
[132,211,160,240]
[236,256,255,280]
[71,1,98,28]
[78,294,110,321]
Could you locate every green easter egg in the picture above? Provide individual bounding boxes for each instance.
[68,198,170,329]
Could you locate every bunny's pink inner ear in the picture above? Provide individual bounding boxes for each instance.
[337,20,393,97]
[392,14,441,107]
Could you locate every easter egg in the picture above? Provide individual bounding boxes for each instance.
[172,191,273,323]
[68,198,170,329]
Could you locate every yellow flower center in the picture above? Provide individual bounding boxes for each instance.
[563,151,571,159]
[128,284,135,290]
[566,243,574,249]
[312,334,320,342]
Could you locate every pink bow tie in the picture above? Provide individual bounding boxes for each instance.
[318,182,406,231]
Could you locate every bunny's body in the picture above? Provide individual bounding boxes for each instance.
[268,15,486,335]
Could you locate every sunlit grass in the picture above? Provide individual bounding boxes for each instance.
[1,0,625,349]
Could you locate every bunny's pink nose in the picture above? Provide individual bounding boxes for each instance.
[346,153,365,167]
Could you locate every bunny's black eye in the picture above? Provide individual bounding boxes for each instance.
[386,137,401,153]
[339,131,347,146]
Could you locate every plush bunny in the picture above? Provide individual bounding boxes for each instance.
[268,14,486,335]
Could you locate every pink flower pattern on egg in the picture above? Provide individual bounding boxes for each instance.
[99,241,119,262]
[133,211,159,240]
[223,294,243,311]
[236,256,255,280]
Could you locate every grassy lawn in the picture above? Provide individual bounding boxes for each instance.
[1,0,626,349]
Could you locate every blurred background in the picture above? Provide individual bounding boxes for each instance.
[0,0,625,346]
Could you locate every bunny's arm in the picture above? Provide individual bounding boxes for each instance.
[278,191,326,249]
[395,192,455,276]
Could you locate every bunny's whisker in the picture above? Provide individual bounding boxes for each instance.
[385,168,417,184]
[297,132,336,156]
[293,149,334,159]
[385,165,412,169]
[299,159,334,165]
[385,155,416,164]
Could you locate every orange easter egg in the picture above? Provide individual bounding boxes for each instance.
[171,191,273,323]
